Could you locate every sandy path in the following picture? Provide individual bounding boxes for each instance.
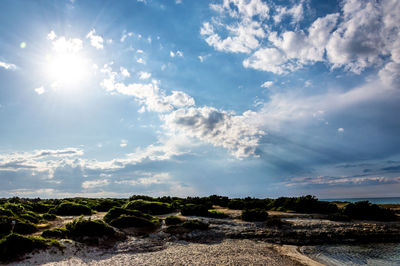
[15,239,309,266]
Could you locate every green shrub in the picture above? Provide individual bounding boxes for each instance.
[2,203,25,215]
[65,217,115,239]
[0,233,60,262]
[270,196,338,214]
[20,211,41,224]
[342,201,396,221]
[181,204,209,216]
[0,216,37,236]
[165,216,184,226]
[49,202,92,216]
[328,213,351,222]
[182,220,209,230]
[103,207,153,224]
[265,217,285,227]
[41,228,68,239]
[29,202,53,213]
[241,209,269,222]
[124,199,173,215]
[207,210,229,218]
[109,215,159,228]
[42,213,57,221]
[0,207,14,217]
[92,199,122,212]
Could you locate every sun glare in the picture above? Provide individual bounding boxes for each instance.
[46,53,89,86]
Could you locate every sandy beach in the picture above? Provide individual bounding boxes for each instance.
[13,238,318,266]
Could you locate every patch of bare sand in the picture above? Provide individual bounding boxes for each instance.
[14,239,307,266]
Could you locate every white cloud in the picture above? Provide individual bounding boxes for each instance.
[163,107,264,158]
[338,128,344,133]
[120,31,133,42]
[138,71,151,80]
[137,58,145,64]
[51,35,82,53]
[261,81,273,88]
[86,29,104,49]
[137,49,144,54]
[82,179,109,189]
[203,0,400,78]
[34,86,45,95]
[170,51,183,57]
[0,61,17,70]
[47,30,56,40]
[120,139,128,148]
[120,67,130,77]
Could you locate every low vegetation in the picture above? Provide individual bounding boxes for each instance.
[0,233,61,263]
[49,202,92,216]
[165,216,184,226]
[241,208,269,222]
[123,199,174,215]
[182,219,209,230]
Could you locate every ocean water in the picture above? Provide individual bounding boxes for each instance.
[302,243,400,266]
[304,197,400,265]
[321,197,400,204]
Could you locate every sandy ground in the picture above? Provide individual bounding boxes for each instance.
[13,239,315,266]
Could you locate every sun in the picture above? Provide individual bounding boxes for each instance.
[46,53,89,86]
[44,35,91,89]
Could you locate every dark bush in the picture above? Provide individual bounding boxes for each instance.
[124,200,173,215]
[165,216,184,226]
[207,210,229,219]
[241,209,269,222]
[92,199,123,212]
[182,220,209,230]
[49,202,92,216]
[328,212,351,222]
[265,217,285,227]
[42,213,57,221]
[20,211,41,224]
[41,228,68,239]
[109,215,159,228]
[65,217,115,239]
[103,207,153,224]
[0,207,14,217]
[2,203,25,215]
[0,233,60,262]
[0,216,37,236]
[181,204,209,216]
[270,195,338,214]
[343,201,396,221]
[29,202,53,213]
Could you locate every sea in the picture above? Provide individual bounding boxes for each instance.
[302,197,400,265]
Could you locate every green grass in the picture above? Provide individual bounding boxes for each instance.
[0,216,37,236]
[103,207,154,224]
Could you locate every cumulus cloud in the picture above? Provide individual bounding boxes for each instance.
[138,71,151,79]
[51,35,82,53]
[202,0,400,78]
[101,65,195,113]
[120,67,130,77]
[163,107,264,158]
[86,29,104,49]
[0,61,17,70]
[100,64,264,158]
[82,179,109,189]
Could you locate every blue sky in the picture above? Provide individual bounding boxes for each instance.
[1,0,400,199]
